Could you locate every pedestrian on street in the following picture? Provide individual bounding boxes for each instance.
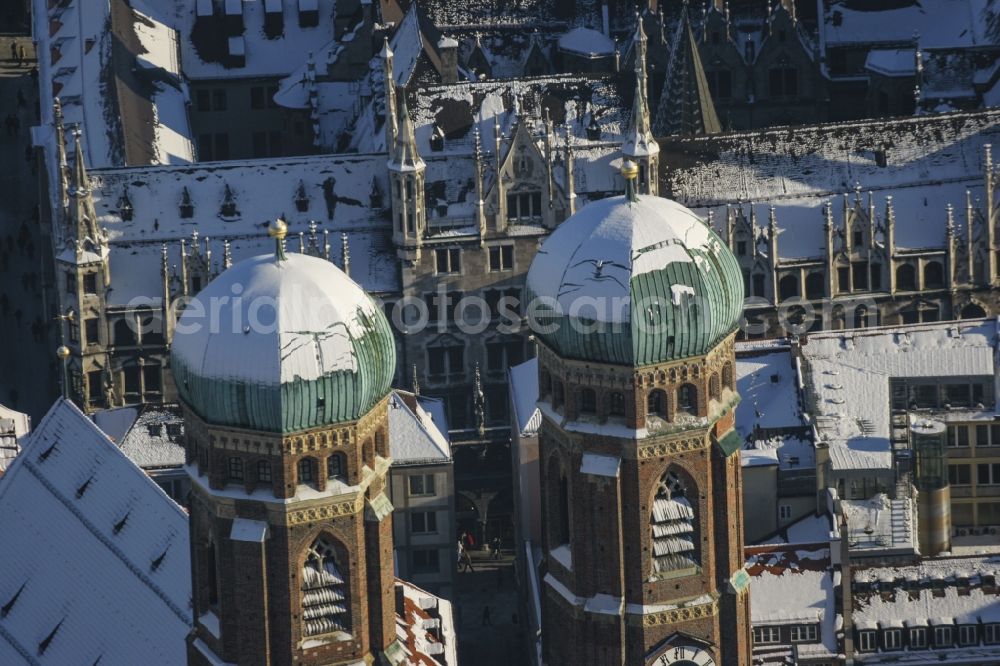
[460,548,474,573]
[456,539,463,565]
[10,42,17,64]
[491,536,502,560]
[18,44,26,65]
[481,605,492,626]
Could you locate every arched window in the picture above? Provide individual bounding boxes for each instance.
[896,264,916,291]
[227,456,244,482]
[608,392,626,417]
[327,453,345,480]
[677,384,697,415]
[647,389,668,421]
[805,272,824,300]
[301,537,350,637]
[375,430,385,458]
[256,460,272,483]
[650,470,697,575]
[578,388,596,414]
[924,261,944,289]
[362,439,373,467]
[778,274,799,301]
[961,303,986,319]
[546,458,570,549]
[207,540,219,609]
[722,362,734,391]
[709,374,721,401]
[557,474,570,545]
[298,458,316,486]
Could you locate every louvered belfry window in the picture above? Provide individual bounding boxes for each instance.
[650,471,698,574]
[301,538,350,637]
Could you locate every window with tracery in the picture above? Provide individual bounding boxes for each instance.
[651,471,698,575]
[301,538,350,637]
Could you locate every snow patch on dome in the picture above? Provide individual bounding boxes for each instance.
[526,194,717,324]
[172,253,383,385]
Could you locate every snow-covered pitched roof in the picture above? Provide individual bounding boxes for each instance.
[865,49,918,77]
[87,154,399,305]
[509,357,541,437]
[746,547,838,658]
[388,392,452,465]
[112,406,186,470]
[665,108,1000,210]
[821,0,993,50]
[800,319,997,471]
[175,0,338,79]
[0,399,190,664]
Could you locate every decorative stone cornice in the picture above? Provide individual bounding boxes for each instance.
[630,597,719,627]
[286,496,364,525]
[637,433,708,459]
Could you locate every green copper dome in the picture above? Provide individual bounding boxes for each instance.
[171,253,396,433]
[525,194,743,367]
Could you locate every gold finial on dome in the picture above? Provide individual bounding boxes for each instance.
[621,160,639,203]
[56,345,71,360]
[269,218,288,261]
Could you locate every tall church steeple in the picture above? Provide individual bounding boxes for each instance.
[622,17,660,195]
[526,167,751,666]
[175,235,402,665]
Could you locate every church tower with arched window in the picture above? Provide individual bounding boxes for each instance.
[174,220,402,665]
[525,164,751,665]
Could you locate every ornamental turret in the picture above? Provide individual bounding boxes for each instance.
[622,19,659,195]
[388,94,425,259]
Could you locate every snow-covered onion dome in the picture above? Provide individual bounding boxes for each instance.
[171,224,396,433]
[525,164,743,366]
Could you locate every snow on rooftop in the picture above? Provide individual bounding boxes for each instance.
[865,49,918,77]
[842,495,916,554]
[388,392,452,465]
[747,547,838,657]
[395,579,457,666]
[557,27,615,58]
[735,345,804,438]
[667,109,1000,220]
[0,399,190,663]
[509,358,541,437]
[176,0,337,80]
[800,320,996,471]
[821,0,992,50]
[113,406,186,469]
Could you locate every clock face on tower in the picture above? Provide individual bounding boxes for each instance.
[653,645,717,666]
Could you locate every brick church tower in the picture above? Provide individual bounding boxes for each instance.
[525,166,752,665]
[174,221,404,665]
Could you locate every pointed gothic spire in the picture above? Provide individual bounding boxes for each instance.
[564,127,576,216]
[653,4,722,136]
[382,37,397,152]
[388,93,424,172]
[54,98,69,211]
[623,18,659,162]
[67,126,103,253]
